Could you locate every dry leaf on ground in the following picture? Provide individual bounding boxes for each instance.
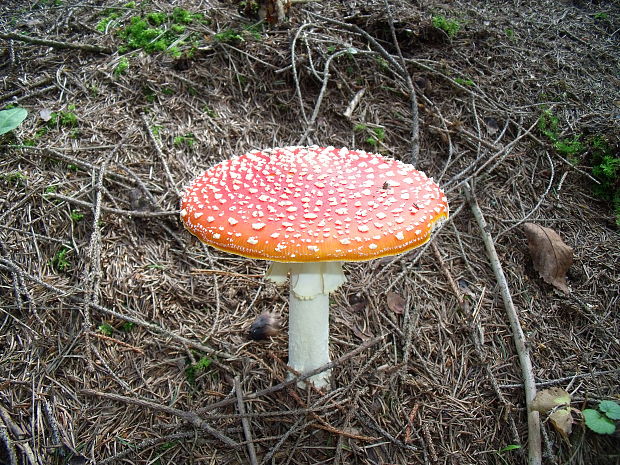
[386,292,406,314]
[523,223,574,293]
[531,388,573,438]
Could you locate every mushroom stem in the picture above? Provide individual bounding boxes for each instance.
[288,290,331,387]
[266,261,346,388]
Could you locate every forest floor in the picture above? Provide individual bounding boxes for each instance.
[0,0,619,464]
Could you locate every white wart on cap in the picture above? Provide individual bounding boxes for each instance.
[180,146,449,262]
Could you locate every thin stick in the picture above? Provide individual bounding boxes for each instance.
[0,405,38,465]
[499,369,620,389]
[463,182,541,465]
[97,431,198,465]
[45,193,177,217]
[383,0,419,165]
[0,32,112,53]
[80,389,239,448]
[234,377,259,465]
[141,113,179,197]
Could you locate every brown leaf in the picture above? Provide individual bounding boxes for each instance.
[523,223,573,293]
[386,292,406,314]
[549,408,573,439]
[531,388,573,439]
[531,388,571,414]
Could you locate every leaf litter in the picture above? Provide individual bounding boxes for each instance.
[522,223,574,293]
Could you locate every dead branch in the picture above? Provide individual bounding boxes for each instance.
[463,182,542,465]
[0,32,112,53]
[234,377,259,465]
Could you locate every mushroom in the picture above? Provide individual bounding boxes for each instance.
[181,146,448,388]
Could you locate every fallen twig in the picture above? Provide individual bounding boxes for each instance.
[0,32,112,53]
[80,389,239,448]
[44,193,177,217]
[234,377,259,465]
[463,182,541,465]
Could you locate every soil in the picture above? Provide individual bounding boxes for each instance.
[1,1,619,464]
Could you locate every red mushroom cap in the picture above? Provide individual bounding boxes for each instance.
[180,146,448,262]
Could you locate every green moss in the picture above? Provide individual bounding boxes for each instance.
[432,15,460,38]
[114,57,129,76]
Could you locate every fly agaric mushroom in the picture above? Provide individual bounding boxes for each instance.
[181,146,448,388]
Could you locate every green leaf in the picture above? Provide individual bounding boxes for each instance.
[599,400,620,420]
[583,409,616,435]
[0,107,28,135]
[499,444,521,453]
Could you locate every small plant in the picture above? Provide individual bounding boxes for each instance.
[593,12,609,21]
[495,444,521,465]
[70,210,84,222]
[454,77,474,86]
[50,247,71,272]
[1,171,27,185]
[0,107,28,135]
[589,136,620,226]
[114,8,206,56]
[538,110,619,224]
[353,124,386,147]
[146,11,166,25]
[120,322,135,332]
[185,355,212,385]
[96,9,121,33]
[98,323,114,336]
[174,133,196,147]
[538,109,583,160]
[49,105,78,128]
[114,57,129,76]
[213,28,244,43]
[143,87,157,103]
[431,15,460,38]
[367,127,386,147]
[583,400,620,435]
[375,56,389,71]
[203,106,217,118]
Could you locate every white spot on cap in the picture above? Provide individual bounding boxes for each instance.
[376,212,387,219]
[247,237,258,245]
[207,216,215,223]
[358,224,369,232]
[252,222,266,230]
[395,231,405,240]
[213,233,221,239]
[180,209,187,217]
[308,245,319,252]
[270,232,280,238]
[194,212,203,219]
[339,238,351,245]
[304,213,318,219]
[228,217,238,225]
[369,243,378,249]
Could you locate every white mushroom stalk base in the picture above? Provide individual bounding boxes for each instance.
[266,261,346,388]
